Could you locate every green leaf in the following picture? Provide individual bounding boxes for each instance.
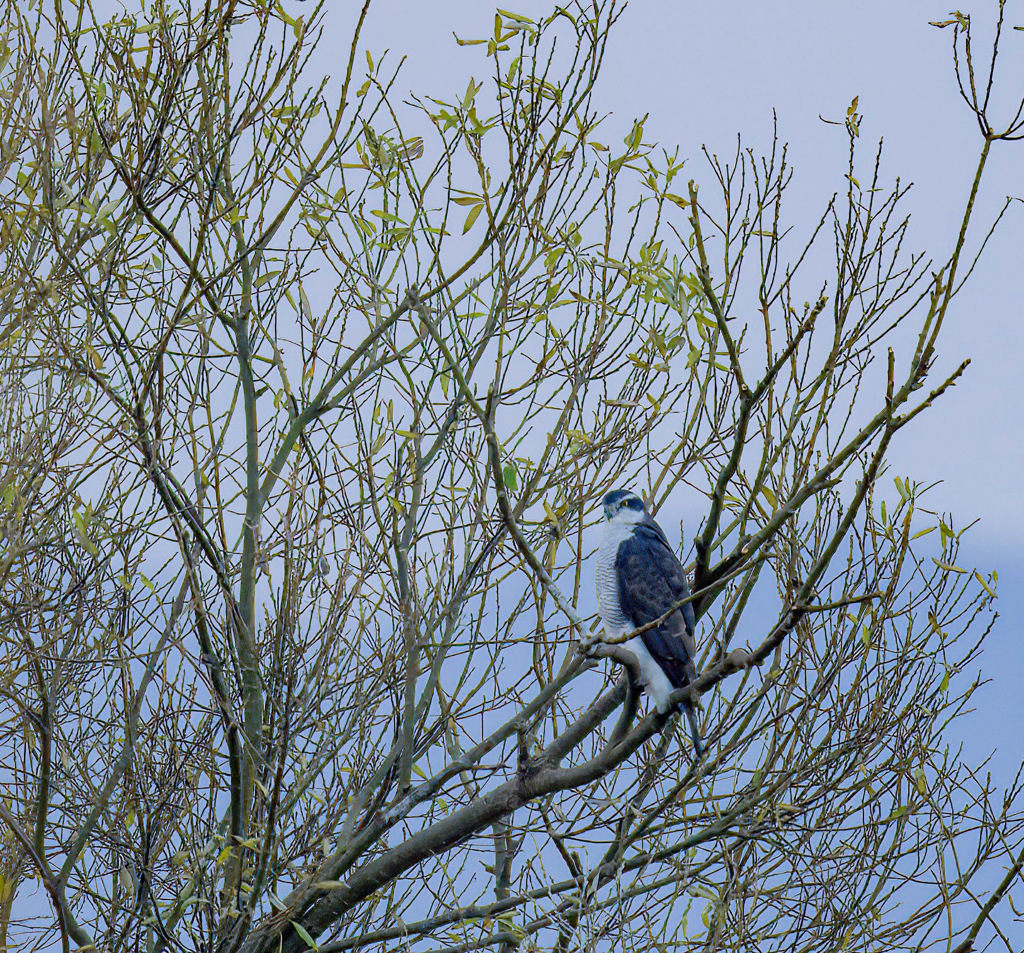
[623,115,647,151]
[84,341,104,370]
[502,463,518,491]
[497,8,535,24]
[73,507,99,557]
[254,270,281,288]
[290,920,317,950]
[462,203,483,233]
[974,571,995,598]
[463,78,482,108]
[894,476,909,502]
[94,198,119,221]
[939,668,950,693]
[914,766,927,796]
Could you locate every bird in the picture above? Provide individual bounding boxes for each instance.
[595,488,703,756]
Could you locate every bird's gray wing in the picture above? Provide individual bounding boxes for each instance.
[615,518,698,691]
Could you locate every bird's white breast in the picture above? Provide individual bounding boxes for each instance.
[596,520,634,637]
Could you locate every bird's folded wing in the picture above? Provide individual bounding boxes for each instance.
[615,523,697,687]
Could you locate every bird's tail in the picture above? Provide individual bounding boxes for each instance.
[682,700,704,758]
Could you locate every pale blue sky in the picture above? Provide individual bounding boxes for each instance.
[358,0,1024,541]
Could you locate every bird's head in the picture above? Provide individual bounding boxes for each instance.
[602,488,646,524]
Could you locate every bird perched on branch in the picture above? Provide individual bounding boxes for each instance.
[595,489,704,756]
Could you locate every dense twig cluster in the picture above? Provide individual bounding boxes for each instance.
[0,2,1021,952]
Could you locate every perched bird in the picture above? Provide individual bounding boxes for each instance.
[595,489,703,756]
